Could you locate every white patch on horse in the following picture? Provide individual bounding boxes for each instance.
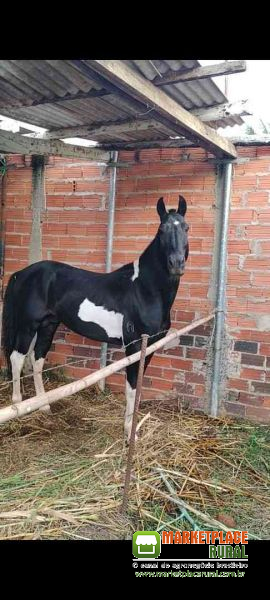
[131,259,139,282]
[173,220,179,225]
[78,298,123,339]
[124,380,136,441]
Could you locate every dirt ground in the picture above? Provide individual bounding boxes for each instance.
[0,372,269,540]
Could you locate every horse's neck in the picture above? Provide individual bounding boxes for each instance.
[139,237,180,312]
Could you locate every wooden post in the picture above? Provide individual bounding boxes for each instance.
[121,334,149,514]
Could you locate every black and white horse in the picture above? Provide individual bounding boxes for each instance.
[2,196,189,441]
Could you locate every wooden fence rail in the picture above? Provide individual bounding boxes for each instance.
[0,313,215,425]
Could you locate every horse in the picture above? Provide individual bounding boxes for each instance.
[1,195,189,441]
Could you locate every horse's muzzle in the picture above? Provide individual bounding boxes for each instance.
[168,255,185,276]
[169,267,185,277]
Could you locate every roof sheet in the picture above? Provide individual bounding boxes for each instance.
[0,60,244,149]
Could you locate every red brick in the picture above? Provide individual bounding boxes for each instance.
[145,366,163,378]
[224,401,246,417]
[227,241,251,254]
[227,271,251,285]
[233,175,257,190]
[257,175,270,189]
[244,257,270,270]
[240,367,265,381]
[246,301,270,314]
[171,358,193,371]
[189,254,212,268]
[228,378,250,391]
[81,165,106,178]
[252,274,270,287]
[246,192,269,207]
[230,209,255,222]
[260,241,270,252]
[4,259,28,272]
[245,405,270,422]
[235,287,262,298]
[150,378,173,391]
[54,343,74,356]
[236,317,257,329]
[241,353,265,366]
[238,393,264,406]
[151,355,172,368]
[4,234,22,246]
[245,225,270,238]
[185,372,205,384]
[256,210,270,223]
[228,299,248,312]
[260,344,270,356]
[47,351,69,365]
[46,182,74,193]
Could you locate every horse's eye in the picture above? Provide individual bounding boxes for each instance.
[184,224,189,232]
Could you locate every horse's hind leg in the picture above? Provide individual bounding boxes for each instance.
[10,330,37,403]
[31,321,59,413]
[10,350,26,403]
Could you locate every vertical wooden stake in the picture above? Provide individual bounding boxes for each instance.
[121,333,149,514]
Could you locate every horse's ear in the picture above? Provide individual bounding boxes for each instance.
[157,197,167,220]
[178,195,187,217]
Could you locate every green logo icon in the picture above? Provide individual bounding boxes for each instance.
[133,531,161,559]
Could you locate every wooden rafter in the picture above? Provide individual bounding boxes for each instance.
[153,61,246,86]
[100,134,270,152]
[87,60,237,158]
[29,117,161,140]
[0,130,109,161]
[23,100,251,141]
[100,138,194,151]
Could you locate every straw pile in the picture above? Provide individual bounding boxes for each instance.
[0,372,269,540]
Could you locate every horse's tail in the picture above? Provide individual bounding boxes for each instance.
[1,273,18,379]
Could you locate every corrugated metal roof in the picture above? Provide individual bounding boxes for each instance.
[0,60,244,148]
[127,60,226,109]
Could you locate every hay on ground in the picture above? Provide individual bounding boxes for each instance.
[0,373,269,540]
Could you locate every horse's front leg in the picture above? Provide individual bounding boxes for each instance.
[124,353,153,443]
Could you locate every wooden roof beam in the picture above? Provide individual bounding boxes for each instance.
[153,60,246,86]
[88,60,237,158]
[26,100,251,141]
[99,135,270,151]
[28,117,160,140]
[0,130,110,161]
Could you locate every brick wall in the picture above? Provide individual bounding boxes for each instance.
[107,147,215,407]
[225,146,270,422]
[1,146,270,422]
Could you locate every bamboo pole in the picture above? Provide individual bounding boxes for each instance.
[0,313,215,425]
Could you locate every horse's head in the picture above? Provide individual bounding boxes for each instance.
[157,195,189,277]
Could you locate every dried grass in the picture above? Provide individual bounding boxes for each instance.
[0,373,269,540]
